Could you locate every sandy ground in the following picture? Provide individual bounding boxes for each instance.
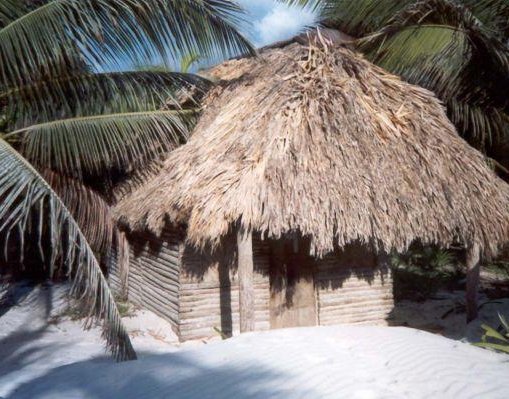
[1,283,509,399]
[0,283,180,398]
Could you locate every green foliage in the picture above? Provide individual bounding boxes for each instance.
[2,71,207,130]
[391,244,459,301]
[213,326,229,340]
[484,259,509,278]
[0,0,253,360]
[180,53,202,73]
[6,110,191,179]
[0,0,253,88]
[115,300,134,318]
[476,313,509,353]
[392,245,457,271]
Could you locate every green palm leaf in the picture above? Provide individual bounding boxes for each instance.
[180,52,202,73]
[0,0,254,88]
[5,110,193,179]
[475,342,509,353]
[480,323,509,342]
[0,139,136,360]
[360,25,468,97]
[463,0,509,35]
[281,0,414,31]
[0,0,28,28]
[448,100,509,145]
[357,1,509,145]
[2,70,208,129]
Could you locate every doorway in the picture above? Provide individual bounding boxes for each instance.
[269,238,317,329]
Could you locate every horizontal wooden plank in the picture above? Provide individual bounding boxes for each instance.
[318,290,393,302]
[180,281,269,291]
[179,323,270,341]
[179,318,270,330]
[319,305,392,319]
[319,301,394,314]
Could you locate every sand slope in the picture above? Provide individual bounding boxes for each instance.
[1,284,509,399]
[4,326,509,398]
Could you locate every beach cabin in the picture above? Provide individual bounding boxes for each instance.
[113,30,509,341]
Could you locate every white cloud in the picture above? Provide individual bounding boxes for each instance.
[254,6,316,46]
[237,0,317,47]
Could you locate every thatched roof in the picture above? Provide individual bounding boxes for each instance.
[115,32,509,257]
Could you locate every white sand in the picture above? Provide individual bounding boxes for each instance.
[1,283,509,399]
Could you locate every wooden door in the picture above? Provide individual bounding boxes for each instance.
[269,239,317,329]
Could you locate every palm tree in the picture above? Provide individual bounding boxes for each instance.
[0,0,253,360]
[284,0,509,174]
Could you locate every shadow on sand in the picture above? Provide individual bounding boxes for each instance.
[6,350,316,399]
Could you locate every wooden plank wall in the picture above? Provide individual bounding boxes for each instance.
[178,235,270,341]
[316,244,393,326]
[117,230,393,341]
[126,228,182,328]
[107,231,130,299]
[107,248,124,298]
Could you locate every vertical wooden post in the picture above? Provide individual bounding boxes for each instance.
[237,228,254,332]
[465,243,481,323]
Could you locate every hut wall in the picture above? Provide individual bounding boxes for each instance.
[178,235,270,341]
[107,249,124,298]
[107,232,130,299]
[126,228,182,328]
[316,244,393,326]
[115,229,393,341]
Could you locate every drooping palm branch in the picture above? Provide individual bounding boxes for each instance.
[283,0,509,161]
[0,0,254,360]
[2,71,207,129]
[0,0,253,88]
[0,139,136,360]
[4,110,192,179]
[41,169,116,255]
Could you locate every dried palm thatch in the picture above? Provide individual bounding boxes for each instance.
[115,32,509,257]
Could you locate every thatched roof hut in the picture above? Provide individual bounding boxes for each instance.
[115,32,509,258]
[112,30,509,337]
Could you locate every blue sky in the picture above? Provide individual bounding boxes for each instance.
[113,1,316,72]
[237,0,317,47]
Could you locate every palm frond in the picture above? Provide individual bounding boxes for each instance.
[283,0,509,158]
[2,71,209,129]
[276,0,330,13]
[374,0,509,76]
[356,0,509,145]
[282,0,414,33]
[0,139,136,360]
[0,0,254,88]
[447,100,509,146]
[5,110,192,179]
[463,0,509,36]
[0,0,28,28]
[42,169,115,255]
[44,169,129,300]
[286,0,509,87]
[361,24,469,97]
[180,52,201,73]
